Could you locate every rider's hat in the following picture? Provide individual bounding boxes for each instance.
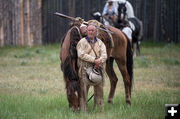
[107,0,113,2]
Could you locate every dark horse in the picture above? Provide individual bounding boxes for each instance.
[60,20,133,111]
[116,2,143,57]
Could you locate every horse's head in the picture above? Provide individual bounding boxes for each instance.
[70,17,85,28]
[66,80,80,111]
[118,2,127,21]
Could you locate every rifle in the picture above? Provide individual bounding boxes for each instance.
[54,12,113,34]
[54,12,76,21]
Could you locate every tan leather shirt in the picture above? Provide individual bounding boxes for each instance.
[76,37,107,64]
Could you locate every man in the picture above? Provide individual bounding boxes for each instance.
[102,0,118,24]
[76,24,107,111]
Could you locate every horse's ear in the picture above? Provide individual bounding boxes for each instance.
[123,2,127,12]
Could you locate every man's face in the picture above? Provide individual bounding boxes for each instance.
[108,2,113,5]
[87,25,97,40]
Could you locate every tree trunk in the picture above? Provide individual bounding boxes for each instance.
[0,0,42,47]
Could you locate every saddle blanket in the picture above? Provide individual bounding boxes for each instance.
[122,27,132,40]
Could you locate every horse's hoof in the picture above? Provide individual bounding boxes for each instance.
[108,100,111,103]
[126,100,131,105]
[108,99,113,104]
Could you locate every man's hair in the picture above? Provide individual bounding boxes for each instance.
[87,24,97,36]
[87,24,97,33]
[88,23,97,28]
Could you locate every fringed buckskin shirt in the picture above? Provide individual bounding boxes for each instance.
[77,37,107,63]
[77,37,107,85]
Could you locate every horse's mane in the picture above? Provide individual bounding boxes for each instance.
[60,25,82,98]
[60,33,66,47]
[60,23,81,45]
[63,26,81,81]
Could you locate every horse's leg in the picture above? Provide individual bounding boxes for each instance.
[137,41,141,55]
[115,58,131,105]
[106,57,118,103]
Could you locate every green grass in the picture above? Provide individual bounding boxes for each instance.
[0,42,180,119]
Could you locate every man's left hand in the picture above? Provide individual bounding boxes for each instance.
[94,58,102,68]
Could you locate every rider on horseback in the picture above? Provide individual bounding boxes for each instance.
[102,0,118,25]
[102,0,133,40]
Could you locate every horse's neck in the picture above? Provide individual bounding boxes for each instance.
[124,15,128,21]
[117,0,135,18]
[73,26,82,39]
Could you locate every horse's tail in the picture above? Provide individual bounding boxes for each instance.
[126,39,133,95]
[137,20,143,54]
[138,20,143,41]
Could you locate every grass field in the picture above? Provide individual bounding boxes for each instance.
[0,41,180,119]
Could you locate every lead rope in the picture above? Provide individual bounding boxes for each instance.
[86,38,97,103]
[88,93,94,102]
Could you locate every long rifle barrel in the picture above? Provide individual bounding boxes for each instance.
[54,12,113,34]
[54,12,76,21]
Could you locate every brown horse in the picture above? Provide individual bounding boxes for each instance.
[60,24,82,111]
[60,20,133,111]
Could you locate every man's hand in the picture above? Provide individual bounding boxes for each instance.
[94,58,102,68]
